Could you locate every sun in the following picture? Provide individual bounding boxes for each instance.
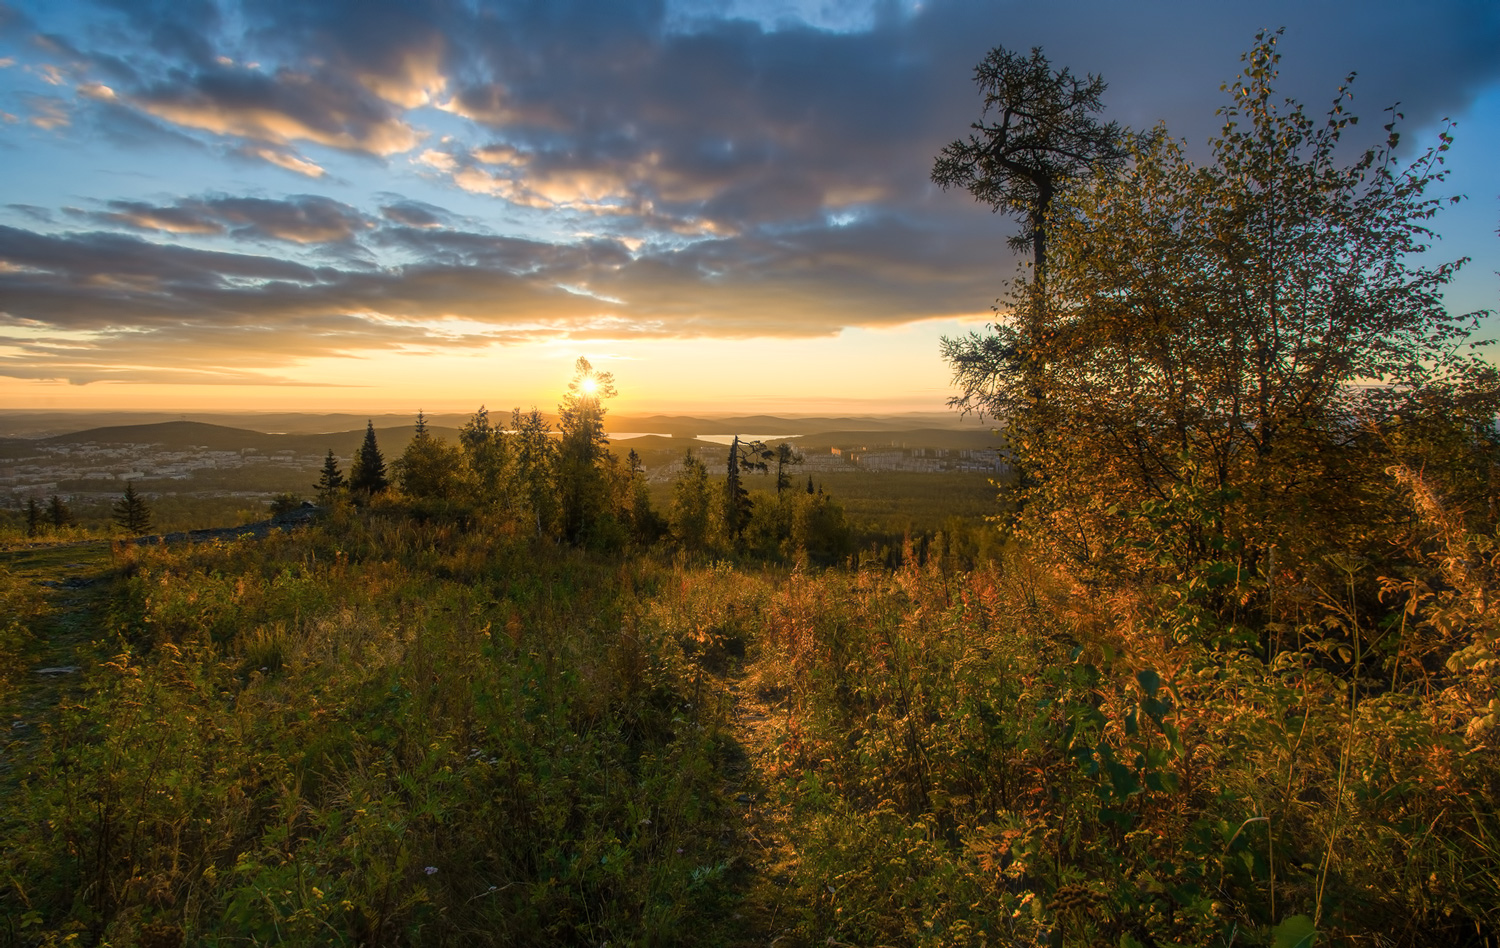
[579,376,598,395]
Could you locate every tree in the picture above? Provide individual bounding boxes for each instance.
[397,412,465,502]
[555,357,617,544]
[624,448,664,544]
[113,483,152,534]
[460,405,510,507]
[723,436,772,542]
[24,497,40,538]
[932,44,1127,282]
[773,442,803,495]
[268,493,302,517]
[348,420,389,498]
[790,487,851,565]
[933,45,1129,473]
[46,495,74,529]
[314,449,346,502]
[942,31,1494,595]
[512,407,556,538]
[670,450,713,552]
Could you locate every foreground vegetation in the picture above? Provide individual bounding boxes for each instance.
[3,484,1497,946]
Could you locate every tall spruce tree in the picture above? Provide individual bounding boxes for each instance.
[46,494,74,528]
[348,420,389,498]
[314,449,346,502]
[113,483,152,534]
[25,497,41,538]
[723,436,771,542]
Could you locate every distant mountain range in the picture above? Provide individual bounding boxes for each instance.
[0,414,1003,466]
[0,410,982,440]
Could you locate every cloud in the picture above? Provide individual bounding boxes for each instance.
[1,0,1497,391]
[241,145,326,177]
[0,203,1002,382]
[23,93,70,129]
[128,63,422,155]
[379,199,452,229]
[87,195,372,243]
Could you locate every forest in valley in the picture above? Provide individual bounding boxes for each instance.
[3,32,1500,948]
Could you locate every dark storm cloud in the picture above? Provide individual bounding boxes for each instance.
[37,0,1500,206]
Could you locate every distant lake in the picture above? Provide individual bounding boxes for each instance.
[601,432,806,444]
[693,434,803,446]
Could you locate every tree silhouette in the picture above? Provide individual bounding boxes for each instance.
[348,421,389,498]
[460,406,510,507]
[46,494,74,528]
[555,357,617,544]
[24,497,40,538]
[512,407,555,538]
[773,443,803,495]
[932,44,1126,283]
[314,449,346,502]
[113,483,152,534]
[398,411,465,501]
[723,436,772,542]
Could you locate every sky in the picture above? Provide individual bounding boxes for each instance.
[0,0,1497,416]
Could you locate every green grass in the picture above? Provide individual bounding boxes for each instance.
[4,497,1497,947]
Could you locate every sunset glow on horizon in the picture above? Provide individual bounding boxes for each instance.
[1,0,1496,415]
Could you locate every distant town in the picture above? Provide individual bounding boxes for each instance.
[0,412,1011,516]
[0,440,325,501]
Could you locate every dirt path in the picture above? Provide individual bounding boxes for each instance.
[0,541,114,785]
[0,512,314,786]
[718,658,807,947]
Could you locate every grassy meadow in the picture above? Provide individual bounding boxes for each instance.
[2,480,1497,946]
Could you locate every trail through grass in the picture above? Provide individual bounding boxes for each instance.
[0,540,114,786]
[715,653,805,946]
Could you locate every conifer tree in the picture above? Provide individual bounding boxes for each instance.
[314,449,346,502]
[46,494,74,528]
[723,436,771,542]
[348,420,389,498]
[398,411,464,501]
[460,405,510,507]
[555,357,616,544]
[24,497,41,538]
[622,448,663,544]
[512,407,556,537]
[113,483,152,534]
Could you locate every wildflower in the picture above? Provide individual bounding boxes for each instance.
[424,866,438,875]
